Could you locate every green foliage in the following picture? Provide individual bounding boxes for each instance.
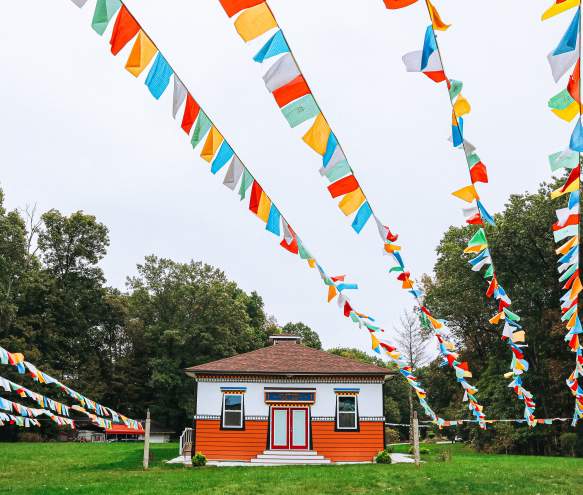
[280,321,322,349]
[423,180,579,455]
[408,446,430,455]
[560,433,577,457]
[374,449,392,464]
[191,452,207,467]
[385,428,400,446]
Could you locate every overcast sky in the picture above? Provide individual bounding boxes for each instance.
[0,1,568,355]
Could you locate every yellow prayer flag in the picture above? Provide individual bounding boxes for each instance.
[234,3,277,42]
[338,188,365,215]
[370,333,380,350]
[503,371,514,379]
[463,244,486,254]
[125,31,157,77]
[257,192,271,222]
[201,127,224,162]
[463,370,473,378]
[384,243,401,253]
[428,0,450,30]
[452,184,479,203]
[307,259,316,268]
[511,331,526,343]
[550,178,579,199]
[302,113,331,155]
[444,341,456,351]
[453,94,471,118]
[551,100,579,122]
[542,0,580,20]
[327,285,337,302]
[515,360,526,371]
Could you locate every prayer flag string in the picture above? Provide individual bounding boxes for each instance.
[385,0,536,426]
[66,0,447,426]
[218,0,486,427]
[541,0,583,426]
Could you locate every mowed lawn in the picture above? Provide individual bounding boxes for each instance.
[0,442,581,495]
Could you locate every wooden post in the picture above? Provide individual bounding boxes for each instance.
[143,409,151,470]
[412,411,420,467]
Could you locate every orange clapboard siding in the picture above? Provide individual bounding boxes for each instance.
[311,421,384,462]
[195,419,268,461]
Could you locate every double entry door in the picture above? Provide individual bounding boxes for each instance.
[270,407,309,450]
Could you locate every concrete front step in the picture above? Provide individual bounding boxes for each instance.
[261,450,320,456]
[250,458,331,465]
[251,450,331,464]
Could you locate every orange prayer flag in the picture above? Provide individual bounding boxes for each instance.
[125,31,157,77]
[327,285,337,302]
[200,127,224,162]
[427,0,450,31]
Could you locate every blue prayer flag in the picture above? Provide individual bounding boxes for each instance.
[266,205,281,235]
[569,119,583,151]
[253,30,290,63]
[553,8,580,56]
[211,141,235,174]
[352,201,372,233]
[145,53,173,99]
[421,25,437,71]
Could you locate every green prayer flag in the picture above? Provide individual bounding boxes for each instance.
[503,308,520,322]
[281,95,319,128]
[298,241,312,260]
[389,266,404,273]
[324,160,351,182]
[483,265,494,279]
[559,263,578,282]
[548,150,579,172]
[467,228,487,247]
[448,80,463,101]
[467,153,481,167]
[91,0,122,36]
[191,111,212,149]
[548,89,575,111]
[238,169,253,200]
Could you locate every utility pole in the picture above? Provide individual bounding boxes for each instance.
[143,409,151,470]
[412,411,420,467]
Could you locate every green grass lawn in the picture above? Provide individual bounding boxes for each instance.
[0,442,581,495]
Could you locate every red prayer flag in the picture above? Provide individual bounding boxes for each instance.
[273,75,311,108]
[466,213,483,225]
[343,301,353,317]
[383,0,418,8]
[424,71,447,83]
[181,94,201,134]
[568,59,580,104]
[553,215,579,230]
[327,175,359,198]
[110,6,140,55]
[249,181,262,214]
[470,162,488,184]
[561,166,580,192]
[218,0,265,17]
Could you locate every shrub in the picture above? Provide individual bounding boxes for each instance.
[375,450,392,464]
[191,452,207,467]
[385,427,400,446]
[560,433,577,457]
[384,444,394,453]
[408,446,430,455]
[438,449,452,462]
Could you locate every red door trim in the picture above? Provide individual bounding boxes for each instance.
[270,407,309,450]
[290,407,309,450]
[270,407,289,449]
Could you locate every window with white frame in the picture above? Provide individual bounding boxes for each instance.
[336,395,358,430]
[222,394,244,429]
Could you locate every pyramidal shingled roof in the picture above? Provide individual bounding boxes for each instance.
[184,341,391,376]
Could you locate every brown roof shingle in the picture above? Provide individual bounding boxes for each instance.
[184,342,391,376]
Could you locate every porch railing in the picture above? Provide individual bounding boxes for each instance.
[179,427,193,457]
